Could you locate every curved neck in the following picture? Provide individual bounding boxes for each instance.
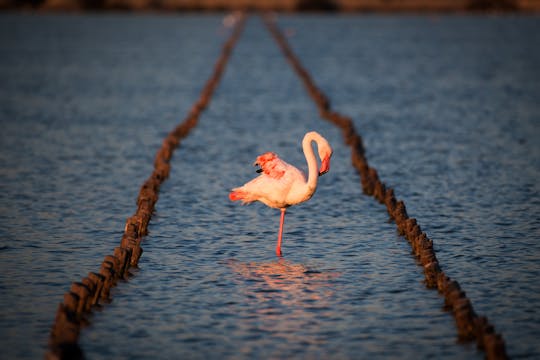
[302,134,320,191]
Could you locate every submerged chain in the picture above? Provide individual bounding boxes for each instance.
[263,14,507,360]
[46,14,246,359]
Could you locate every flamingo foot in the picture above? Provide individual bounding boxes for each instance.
[276,247,283,257]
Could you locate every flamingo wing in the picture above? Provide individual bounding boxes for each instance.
[230,153,306,208]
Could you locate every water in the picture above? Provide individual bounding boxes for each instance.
[0,13,539,359]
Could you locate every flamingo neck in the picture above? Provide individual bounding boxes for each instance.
[302,133,320,194]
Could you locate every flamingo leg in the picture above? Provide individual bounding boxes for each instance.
[276,208,286,257]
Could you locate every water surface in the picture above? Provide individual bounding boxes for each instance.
[0,13,539,359]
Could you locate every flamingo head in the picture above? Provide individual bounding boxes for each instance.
[318,142,333,176]
[318,154,331,176]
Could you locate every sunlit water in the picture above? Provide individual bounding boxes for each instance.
[0,13,539,359]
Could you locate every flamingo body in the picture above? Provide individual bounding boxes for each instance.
[229,152,311,209]
[229,131,333,256]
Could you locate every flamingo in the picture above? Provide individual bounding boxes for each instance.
[229,131,333,257]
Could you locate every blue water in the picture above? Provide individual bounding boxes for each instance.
[0,13,539,359]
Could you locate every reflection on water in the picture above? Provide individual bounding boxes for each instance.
[228,258,339,307]
[227,258,341,349]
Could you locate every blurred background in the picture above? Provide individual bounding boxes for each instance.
[2,0,540,12]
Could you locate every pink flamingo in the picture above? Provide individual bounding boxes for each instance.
[229,131,333,257]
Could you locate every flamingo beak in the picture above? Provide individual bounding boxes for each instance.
[319,155,331,176]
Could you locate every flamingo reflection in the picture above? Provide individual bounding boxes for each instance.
[227,258,340,311]
[226,258,342,352]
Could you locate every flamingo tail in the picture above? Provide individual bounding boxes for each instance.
[229,191,245,201]
[229,190,254,204]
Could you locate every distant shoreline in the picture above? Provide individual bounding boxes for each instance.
[2,0,539,13]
